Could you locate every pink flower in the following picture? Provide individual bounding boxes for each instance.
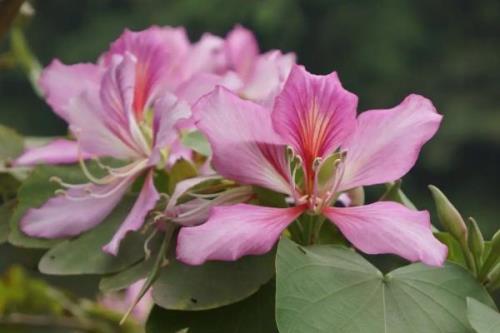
[20,27,195,254]
[176,65,448,266]
[224,25,295,105]
[176,25,295,107]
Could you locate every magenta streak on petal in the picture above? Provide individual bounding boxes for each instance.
[272,65,357,194]
[176,204,305,265]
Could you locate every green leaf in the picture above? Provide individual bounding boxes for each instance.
[0,124,24,162]
[182,131,211,156]
[152,246,276,310]
[8,165,94,249]
[0,200,15,244]
[38,195,146,275]
[99,255,155,292]
[276,237,495,333]
[146,280,278,333]
[467,298,500,333]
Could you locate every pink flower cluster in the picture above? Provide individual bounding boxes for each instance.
[17,25,447,267]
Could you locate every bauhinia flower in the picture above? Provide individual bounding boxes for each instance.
[19,27,198,255]
[176,65,448,266]
[176,25,295,107]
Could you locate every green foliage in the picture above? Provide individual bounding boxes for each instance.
[0,201,15,244]
[276,237,495,333]
[0,124,23,163]
[467,298,500,333]
[146,281,278,333]
[152,247,276,311]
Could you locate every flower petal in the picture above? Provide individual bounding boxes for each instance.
[183,33,226,79]
[68,89,141,159]
[272,65,357,172]
[14,139,91,166]
[152,93,191,152]
[39,60,102,122]
[194,87,292,195]
[225,25,259,79]
[240,50,295,106]
[338,94,442,191]
[102,26,190,92]
[103,171,159,255]
[323,202,447,266]
[20,176,134,238]
[176,204,304,265]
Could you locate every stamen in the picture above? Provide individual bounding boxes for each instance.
[312,157,322,172]
[50,176,88,189]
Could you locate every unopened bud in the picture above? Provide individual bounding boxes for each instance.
[467,217,484,267]
[479,230,500,281]
[428,185,467,246]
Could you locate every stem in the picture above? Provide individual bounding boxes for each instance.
[311,216,325,244]
[120,222,176,324]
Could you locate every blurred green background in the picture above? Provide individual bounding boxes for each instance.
[0,0,499,236]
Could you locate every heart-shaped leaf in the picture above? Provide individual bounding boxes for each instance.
[276,237,495,333]
[467,297,500,333]
[152,246,275,310]
[146,281,278,333]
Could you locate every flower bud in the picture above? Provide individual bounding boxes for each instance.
[467,217,484,267]
[428,185,467,246]
[480,230,500,280]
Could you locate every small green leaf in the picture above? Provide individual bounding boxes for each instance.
[467,298,500,333]
[146,281,278,333]
[152,245,275,310]
[38,196,146,275]
[182,131,211,156]
[276,237,495,333]
[0,124,24,162]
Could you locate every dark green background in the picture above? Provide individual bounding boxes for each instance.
[1,0,499,235]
